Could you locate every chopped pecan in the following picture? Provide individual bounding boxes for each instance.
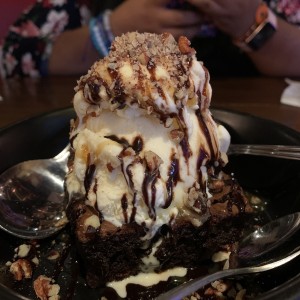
[10,259,32,280]
[16,244,31,258]
[138,52,150,65]
[208,179,225,193]
[187,186,208,214]
[144,151,163,172]
[47,250,60,261]
[178,36,196,55]
[76,206,101,243]
[170,129,184,143]
[33,275,60,300]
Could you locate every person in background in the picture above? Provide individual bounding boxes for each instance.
[1,0,299,78]
[0,0,202,78]
[186,0,300,77]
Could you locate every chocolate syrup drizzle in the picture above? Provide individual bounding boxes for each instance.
[84,154,96,197]
[105,133,161,220]
[177,109,192,162]
[219,179,246,214]
[164,153,180,209]
[105,135,129,148]
[107,67,127,109]
[77,48,224,225]
[130,193,137,223]
[142,162,159,220]
[81,112,218,222]
[80,64,127,109]
[132,136,144,154]
[121,194,129,223]
[147,58,167,101]
[195,108,217,163]
[123,135,179,219]
[197,148,208,193]
[82,75,110,105]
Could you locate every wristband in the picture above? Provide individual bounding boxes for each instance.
[89,10,115,57]
[102,10,114,44]
[234,2,277,52]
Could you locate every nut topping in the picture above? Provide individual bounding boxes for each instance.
[10,259,32,280]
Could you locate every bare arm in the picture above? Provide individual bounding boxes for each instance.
[48,26,99,75]
[48,0,203,75]
[187,0,300,77]
[2,0,203,77]
[248,18,300,77]
[110,0,202,40]
[1,0,85,78]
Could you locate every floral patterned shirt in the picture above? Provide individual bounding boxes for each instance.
[0,0,299,78]
[0,0,90,78]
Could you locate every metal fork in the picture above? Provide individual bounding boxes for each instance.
[228,144,300,160]
[156,247,300,300]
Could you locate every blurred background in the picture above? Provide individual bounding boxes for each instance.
[0,0,33,40]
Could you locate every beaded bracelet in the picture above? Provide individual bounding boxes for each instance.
[89,10,115,57]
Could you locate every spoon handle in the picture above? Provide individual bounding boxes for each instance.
[54,144,70,161]
[228,144,300,160]
[156,247,300,300]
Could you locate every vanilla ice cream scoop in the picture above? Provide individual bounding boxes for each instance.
[66,32,230,238]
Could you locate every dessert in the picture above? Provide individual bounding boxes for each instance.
[65,32,253,295]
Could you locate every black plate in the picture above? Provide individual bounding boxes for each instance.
[1,108,300,300]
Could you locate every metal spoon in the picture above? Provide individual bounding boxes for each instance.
[0,143,300,239]
[156,212,300,300]
[0,145,70,239]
